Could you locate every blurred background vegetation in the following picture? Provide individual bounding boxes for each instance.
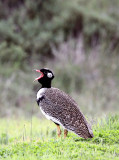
[0,0,119,118]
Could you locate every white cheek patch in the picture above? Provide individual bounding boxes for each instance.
[47,73,52,78]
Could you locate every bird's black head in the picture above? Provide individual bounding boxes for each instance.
[34,68,54,88]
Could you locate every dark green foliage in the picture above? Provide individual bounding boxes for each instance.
[0,0,119,117]
[0,0,119,67]
[54,66,83,93]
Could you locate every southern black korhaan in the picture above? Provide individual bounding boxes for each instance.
[34,68,94,139]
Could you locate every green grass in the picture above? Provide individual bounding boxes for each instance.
[0,115,119,160]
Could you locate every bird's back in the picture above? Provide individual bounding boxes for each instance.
[39,87,94,139]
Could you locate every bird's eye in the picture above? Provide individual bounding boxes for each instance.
[44,71,47,74]
[47,73,52,78]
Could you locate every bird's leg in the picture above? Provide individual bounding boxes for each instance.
[56,124,61,137]
[64,129,68,138]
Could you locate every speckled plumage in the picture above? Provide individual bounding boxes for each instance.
[34,68,94,139]
[37,87,93,139]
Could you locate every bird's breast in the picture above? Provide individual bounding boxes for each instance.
[37,88,47,105]
[37,88,47,99]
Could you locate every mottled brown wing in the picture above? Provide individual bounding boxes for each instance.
[41,87,93,139]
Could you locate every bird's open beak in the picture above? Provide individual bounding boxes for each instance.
[34,69,44,82]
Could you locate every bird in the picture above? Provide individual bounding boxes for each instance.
[34,68,94,139]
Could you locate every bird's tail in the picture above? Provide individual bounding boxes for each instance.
[84,122,94,139]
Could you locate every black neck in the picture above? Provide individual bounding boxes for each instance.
[38,77,52,88]
[41,80,51,88]
[41,84,51,88]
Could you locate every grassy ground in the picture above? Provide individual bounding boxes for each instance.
[0,114,119,160]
